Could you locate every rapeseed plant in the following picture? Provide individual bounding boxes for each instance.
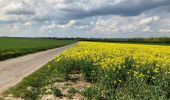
[53,42,170,99]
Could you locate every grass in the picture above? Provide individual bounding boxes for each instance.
[0,37,76,61]
[4,41,170,100]
[5,61,60,99]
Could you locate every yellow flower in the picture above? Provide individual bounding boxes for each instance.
[139,73,145,78]
[153,68,159,73]
[152,77,155,79]
[53,41,170,81]
[118,80,122,82]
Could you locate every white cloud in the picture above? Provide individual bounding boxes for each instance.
[24,22,32,26]
[91,17,119,33]
[142,27,153,32]
[2,0,35,15]
[57,20,76,29]
[120,24,138,33]
[139,16,160,25]
[159,29,170,33]
[40,19,93,32]
[0,14,16,23]
[40,20,77,32]
[91,16,161,34]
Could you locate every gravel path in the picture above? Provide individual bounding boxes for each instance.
[0,43,76,94]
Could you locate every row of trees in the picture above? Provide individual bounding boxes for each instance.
[128,37,170,43]
[77,37,170,44]
[1,37,170,44]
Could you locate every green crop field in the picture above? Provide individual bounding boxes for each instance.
[0,38,76,61]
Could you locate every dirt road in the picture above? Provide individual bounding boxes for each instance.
[0,43,76,94]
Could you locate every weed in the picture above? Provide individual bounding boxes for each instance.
[68,87,77,95]
[51,86,62,97]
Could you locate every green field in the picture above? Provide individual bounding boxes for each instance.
[0,38,76,61]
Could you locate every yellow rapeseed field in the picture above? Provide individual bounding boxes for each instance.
[55,41,170,77]
[9,41,170,99]
[53,41,170,99]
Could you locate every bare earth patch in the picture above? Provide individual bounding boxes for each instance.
[41,73,91,100]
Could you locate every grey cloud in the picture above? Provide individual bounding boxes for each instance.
[0,20,18,24]
[1,0,170,38]
[4,1,35,15]
[59,0,170,20]
[3,0,170,24]
[6,9,35,15]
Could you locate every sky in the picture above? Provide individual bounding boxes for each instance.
[0,0,170,38]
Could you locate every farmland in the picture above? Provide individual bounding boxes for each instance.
[6,41,170,100]
[0,38,76,61]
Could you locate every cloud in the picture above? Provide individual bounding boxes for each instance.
[91,18,119,33]
[142,27,153,32]
[1,0,168,23]
[40,19,93,32]
[3,1,35,15]
[57,0,170,20]
[0,0,170,24]
[57,20,76,29]
[139,16,160,25]
[91,15,162,34]
[159,29,170,33]
[0,0,170,38]
[40,20,77,32]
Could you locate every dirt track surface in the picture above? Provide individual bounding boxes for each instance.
[0,43,76,94]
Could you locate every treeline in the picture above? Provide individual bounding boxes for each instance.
[77,37,170,44]
[1,37,170,44]
[0,37,76,40]
[128,37,170,43]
